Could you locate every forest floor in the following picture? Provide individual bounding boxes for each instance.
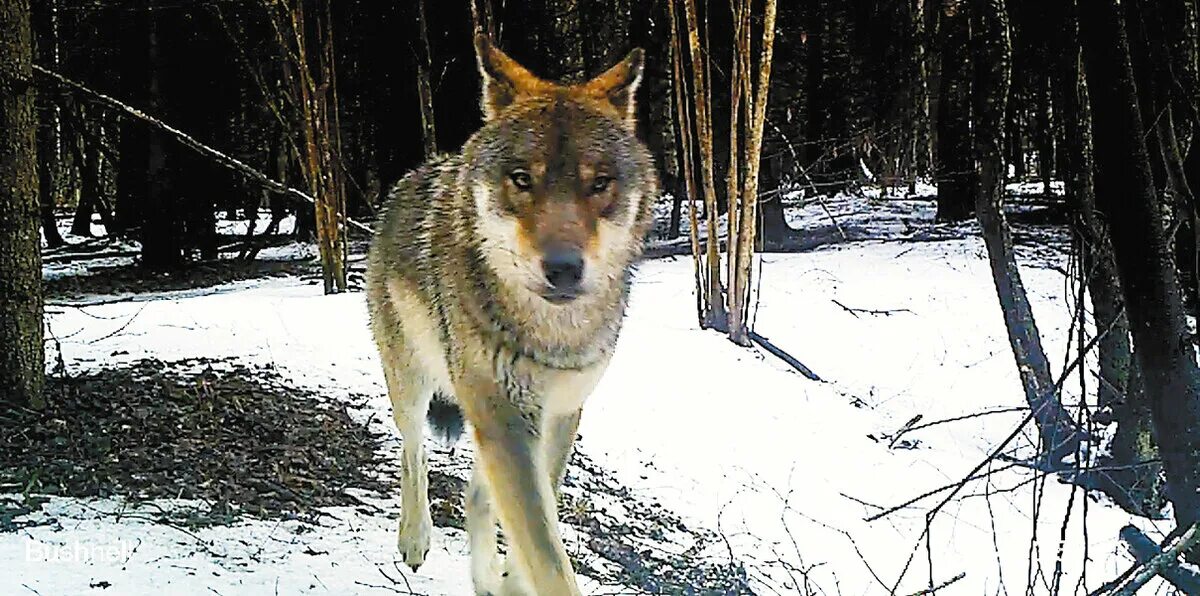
[2,182,1177,595]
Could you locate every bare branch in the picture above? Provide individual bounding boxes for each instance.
[31,64,372,236]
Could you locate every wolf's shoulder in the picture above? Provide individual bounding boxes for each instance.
[384,153,464,205]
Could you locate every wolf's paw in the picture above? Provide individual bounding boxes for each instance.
[397,512,432,571]
[471,561,501,595]
[494,567,533,596]
[471,553,503,595]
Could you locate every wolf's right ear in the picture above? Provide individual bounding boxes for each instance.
[474,34,545,120]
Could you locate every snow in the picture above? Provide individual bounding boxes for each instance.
[8,188,1173,594]
[586,241,1152,594]
[8,496,477,595]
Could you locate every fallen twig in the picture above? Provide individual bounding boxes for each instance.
[903,572,966,595]
[832,298,914,318]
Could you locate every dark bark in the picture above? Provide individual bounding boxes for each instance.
[113,4,148,237]
[1081,0,1200,538]
[32,0,62,248]
[935,0,975,222]
[0,0,45,409]
[758,156,791,247]
[971,0,1082,463]
[137,2,182,271]
[811,0,861,192]
[414,0,437,158]
[37,134,63,248]
[1053,0,1163,517]
[1005,89,1025,180]
[1034,75,1054,196]
[61,102,114,237]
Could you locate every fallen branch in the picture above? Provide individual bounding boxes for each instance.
[748,331,823,381]
[32,64,373,236]
[1090,523,1200,596]
[832,298,914,318]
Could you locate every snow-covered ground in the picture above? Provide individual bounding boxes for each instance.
[7,191,1174,595]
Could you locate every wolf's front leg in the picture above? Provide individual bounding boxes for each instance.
[467,464,503,595]
[457,385,580,595]
[385,368,433,571]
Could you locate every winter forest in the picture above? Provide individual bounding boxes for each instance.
[2,0,1200,594]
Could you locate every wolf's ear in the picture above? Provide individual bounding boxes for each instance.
[582,48,645,126]
[475,34,544,120]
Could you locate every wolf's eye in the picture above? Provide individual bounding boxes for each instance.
[590,176,613,194]
[509,170,533,191]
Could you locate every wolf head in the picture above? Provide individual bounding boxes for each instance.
[464,35,656,307]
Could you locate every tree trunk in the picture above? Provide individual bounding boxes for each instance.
[1034,75,1054,196]
[814,0,861,192]
[0,0,45,409]
[113,4,149,238]
[910,0,934,180]
[415,0,437,158]
[37,130,62,248]
[682,0,726,329]
[138,2,182,272]
[1054,0,1163,517]
[291,0,347,294]
[669,0,705,326]
[33,0,62,248]
[972,0,1083,462]
[728,0,777,346]
[1081,0,1200,540]
[725,0,745,328]
[63,103,113,237]
[758,155,789,247]
[935,0,975,221]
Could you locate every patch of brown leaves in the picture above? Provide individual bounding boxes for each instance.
[0,359,391,525]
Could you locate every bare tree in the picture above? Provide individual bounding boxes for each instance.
[668,0,704,325]
[1081,0,1200,544]
[680,0,726,329]
[970,0,1083,461]
[263,0,348,294]
[727,0,778,346]
[1051,0,1162,516]
[935,0,975,221]
[0,0,44,409]
[415,0,437,158]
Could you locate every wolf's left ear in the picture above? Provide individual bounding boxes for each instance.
[583,48,645,126]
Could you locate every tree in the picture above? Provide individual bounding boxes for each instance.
[1052,0,1162,516]
[32,0,63,249]
[414,0,437,158]
[1081,0,1200,541]
[935,0,974,221]
[258,0,348,294]
[0,0,45,408]
[679,0,727,329]
[970,0,1082,463]
[727,0,778,346]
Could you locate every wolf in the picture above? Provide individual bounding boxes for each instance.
[365,34,657,595]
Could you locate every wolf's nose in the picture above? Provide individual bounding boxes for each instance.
[542,248,584,290]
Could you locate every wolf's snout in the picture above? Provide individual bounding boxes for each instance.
[542,247,585,300]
